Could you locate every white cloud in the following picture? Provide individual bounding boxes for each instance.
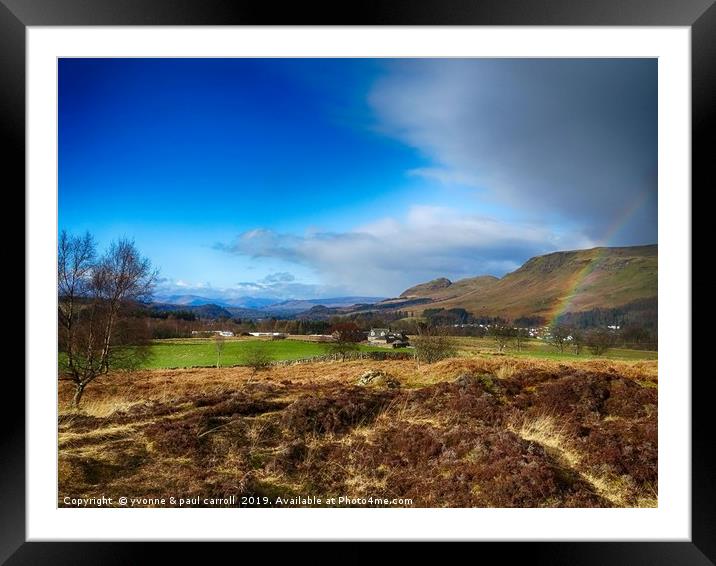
[218,205,593,297]
[156,272,351,302]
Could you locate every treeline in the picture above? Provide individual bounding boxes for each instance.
[377,308,656,351]
[544,324,657,354]
[421,308,508,332]
[554,298,657,332]
[145,309,197,321]
[129,309,421,340]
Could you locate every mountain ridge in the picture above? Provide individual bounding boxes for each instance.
[396,244,657,321]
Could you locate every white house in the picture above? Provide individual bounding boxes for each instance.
[368,328,409,347]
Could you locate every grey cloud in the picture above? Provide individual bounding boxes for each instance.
[369,59,657,244]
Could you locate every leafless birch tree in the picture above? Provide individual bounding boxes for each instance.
[58,232,157,406]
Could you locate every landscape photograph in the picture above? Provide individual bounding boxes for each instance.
[58,58,657,509]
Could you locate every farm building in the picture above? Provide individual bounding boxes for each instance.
[191,330,234,337]
[368,328,410,348]
[248,332,288,338]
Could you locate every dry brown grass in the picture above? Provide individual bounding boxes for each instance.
[58,356,657,508]
[507,414,651,507]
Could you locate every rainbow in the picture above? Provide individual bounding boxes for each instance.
[545,190,652,327]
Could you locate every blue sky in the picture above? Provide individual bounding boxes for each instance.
[59,58,657,300]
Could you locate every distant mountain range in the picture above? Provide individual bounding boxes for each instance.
[153,294,277,309]
[151,295,386,317]
[151,245,656,323]
[261,297,387,314]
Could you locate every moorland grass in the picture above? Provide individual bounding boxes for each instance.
[58,356,658,508]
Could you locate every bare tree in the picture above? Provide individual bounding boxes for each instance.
[214,334,225,367]
[549,324,571,354]
[328,322,363,361]
[488,324,515,353]
[244,341,272,372]
[412,325,456,366]
[514,328,529,352]
[92,239,156,372]
[586,328,614,356]
[58,232,157,407]
[58,231,96,383]
[570,328,584,355]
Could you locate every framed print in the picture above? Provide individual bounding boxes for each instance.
[7,0,710,563]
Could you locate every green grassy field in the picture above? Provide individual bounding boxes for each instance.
[143,338,390,369]
[59,335,657,371]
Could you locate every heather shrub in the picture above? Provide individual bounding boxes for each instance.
[514,372,612,418]
[580,418,657,484]
[604,378,657,418]
[368,423,445,467]
[466,429,605,507]
[283,388,396,434]
[405,381,504,425]
[118,400,177,418]
[145,414,210,456]
[202,391,287,418]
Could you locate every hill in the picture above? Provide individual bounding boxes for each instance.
[400,277,452,297]
[263,296,386,315]
[397,245,657,322]
[401,275,500,301]
[150,303,267,319]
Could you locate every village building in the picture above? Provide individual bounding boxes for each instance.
[368,328,410,348]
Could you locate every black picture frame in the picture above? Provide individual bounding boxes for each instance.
[6,0,708,563]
